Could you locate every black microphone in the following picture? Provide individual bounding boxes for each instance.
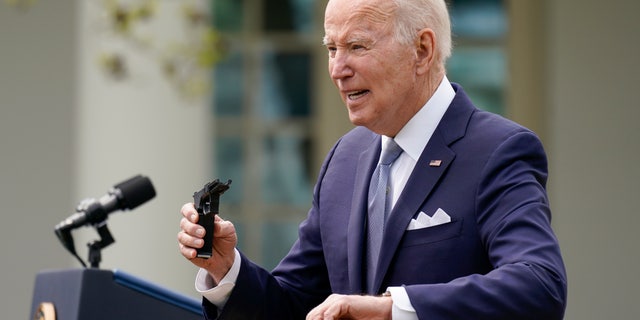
[55,175,156,234]
[54,174,156,267]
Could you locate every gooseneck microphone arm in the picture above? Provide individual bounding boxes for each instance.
[55,225,87,268]
[54,174,156,268]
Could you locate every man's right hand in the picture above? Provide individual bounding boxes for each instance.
[178,202,238,284]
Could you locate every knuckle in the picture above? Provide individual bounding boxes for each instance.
[177,232,189,245]
[180,202,196,216]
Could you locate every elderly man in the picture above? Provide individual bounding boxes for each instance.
[178,0,567,319]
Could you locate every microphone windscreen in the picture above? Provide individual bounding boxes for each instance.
[114,175,156,210]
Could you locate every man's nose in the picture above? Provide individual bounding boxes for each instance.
[329,51,354,80]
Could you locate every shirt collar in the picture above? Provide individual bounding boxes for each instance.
[383,75,455,161]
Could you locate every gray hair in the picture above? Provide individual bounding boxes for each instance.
[391,0,452,64]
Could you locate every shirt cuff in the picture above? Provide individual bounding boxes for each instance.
[387,286,418,320]
[195,248,241,308]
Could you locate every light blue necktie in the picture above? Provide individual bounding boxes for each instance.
[366,138,403,293]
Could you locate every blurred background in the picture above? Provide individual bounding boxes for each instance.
[1,0,638,319]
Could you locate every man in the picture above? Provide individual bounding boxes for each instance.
[178,0,567,318]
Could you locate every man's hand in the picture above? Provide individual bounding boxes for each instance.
[306,294,393,320]
[177,202,237,283]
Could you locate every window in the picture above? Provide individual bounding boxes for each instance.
[212,0,316,269]
[447,0,507,115]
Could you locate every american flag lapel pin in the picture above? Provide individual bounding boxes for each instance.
[429,160,442,167]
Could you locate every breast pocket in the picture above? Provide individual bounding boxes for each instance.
[400,218,463,247]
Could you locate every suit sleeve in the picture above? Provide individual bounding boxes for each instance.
[201,142,340,319]
[406,131,567,319]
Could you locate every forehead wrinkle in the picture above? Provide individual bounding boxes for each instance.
[324,3,396,46]
[347,3,395,25]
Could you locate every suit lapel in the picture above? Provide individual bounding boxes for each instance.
[372,130,455,292]
[347,136,380,293]
[372,85,475,292]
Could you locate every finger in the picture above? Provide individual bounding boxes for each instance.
[306,306,324,320]
[213,215,235,237]
[320,298,344,320]
[178,240,197,259]
[307,306,336,320]
[307,298,325,319]
[181,202,198,222]
[213,218,232,235]
[180,215,206,239]
[307,295,340,320]
[177,230,204,249]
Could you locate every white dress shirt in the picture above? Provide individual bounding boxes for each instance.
[195,76,455,319]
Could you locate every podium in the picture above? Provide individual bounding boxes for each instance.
[30,268,202,320]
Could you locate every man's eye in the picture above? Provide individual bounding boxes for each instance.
[326,46,337,57]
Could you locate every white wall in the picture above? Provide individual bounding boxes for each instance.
[72,0,213,297]
[547,0,640,318]
[0,2,77,319]
[0,1,212,318]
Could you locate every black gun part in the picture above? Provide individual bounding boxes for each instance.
[192,179,231,258]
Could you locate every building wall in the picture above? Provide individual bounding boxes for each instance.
[72,0,212,300]
[546,0,640,318]
[508,1,639,318]
[0,1,212,318]
[0,2,77,319]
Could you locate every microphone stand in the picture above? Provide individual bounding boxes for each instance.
[87,222,115,268]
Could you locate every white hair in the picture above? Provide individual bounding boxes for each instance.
[391,0,453,64]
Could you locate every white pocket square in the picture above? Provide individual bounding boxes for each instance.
[407,208,451,230]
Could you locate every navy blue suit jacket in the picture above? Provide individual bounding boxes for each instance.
[204,84,567,319]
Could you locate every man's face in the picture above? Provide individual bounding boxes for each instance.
[323,0,422,136]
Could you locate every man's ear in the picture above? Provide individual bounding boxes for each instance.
[415,28,437,75]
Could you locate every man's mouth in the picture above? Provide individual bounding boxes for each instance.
[347,90,370,100]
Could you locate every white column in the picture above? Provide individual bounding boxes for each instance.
[73,0,213,298]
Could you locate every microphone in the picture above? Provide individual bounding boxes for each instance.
[54,175,156,265]
[55,174,156,233]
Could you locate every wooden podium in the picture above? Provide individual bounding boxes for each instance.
[30,268,202,320]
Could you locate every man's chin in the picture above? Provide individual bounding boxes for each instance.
[347,112,366,127]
